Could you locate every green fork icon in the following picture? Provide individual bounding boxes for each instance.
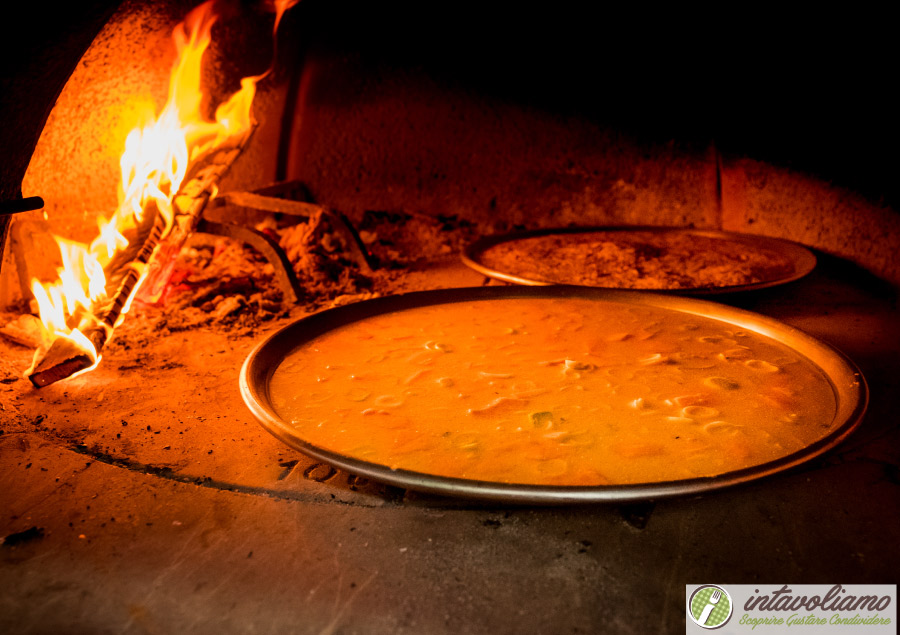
[696,589,722,625]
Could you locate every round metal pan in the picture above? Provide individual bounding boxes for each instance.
[462,226,817,295]
[240,286,866,504]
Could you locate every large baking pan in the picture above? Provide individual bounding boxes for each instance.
[240,286,866,504]
[462,226,817,294]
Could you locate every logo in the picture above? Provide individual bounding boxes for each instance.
[688,585,734,629]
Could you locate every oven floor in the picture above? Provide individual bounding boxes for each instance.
[2,256,898,634]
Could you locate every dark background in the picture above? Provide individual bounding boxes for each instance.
[2,1,896,207]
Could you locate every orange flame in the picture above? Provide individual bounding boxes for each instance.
[26,0,289,376]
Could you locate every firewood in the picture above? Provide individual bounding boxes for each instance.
[28,337,95,388]
[28,129,255,388]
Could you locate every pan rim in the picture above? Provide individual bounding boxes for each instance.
[460,225,817,295]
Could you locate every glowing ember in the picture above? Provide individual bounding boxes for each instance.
[26,0,295,380]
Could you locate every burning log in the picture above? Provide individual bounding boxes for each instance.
[28,132,253,388]
[131,136,253,305]
[27,337,97,388]
[26,211,165,387]
[22,0,299,388]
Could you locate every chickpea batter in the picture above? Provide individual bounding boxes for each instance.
[270,298,836,485]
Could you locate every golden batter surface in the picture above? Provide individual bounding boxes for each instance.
[269,298,836,486]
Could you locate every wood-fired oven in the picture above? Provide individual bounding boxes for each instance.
[1,2,898,633]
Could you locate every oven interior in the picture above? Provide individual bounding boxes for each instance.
[1,2,898,632]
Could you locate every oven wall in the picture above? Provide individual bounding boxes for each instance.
[280,2,900,283]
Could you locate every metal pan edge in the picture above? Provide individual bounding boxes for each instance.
[461,226,818,295]
[240,286,866,504]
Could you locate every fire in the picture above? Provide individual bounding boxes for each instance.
[26,0,294,378]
